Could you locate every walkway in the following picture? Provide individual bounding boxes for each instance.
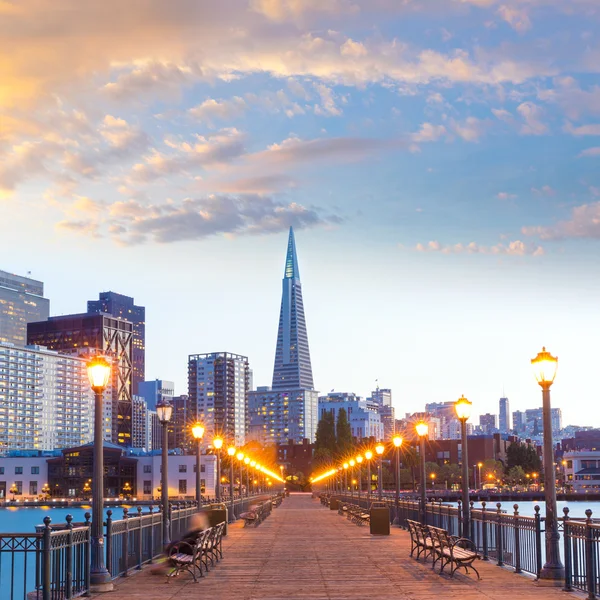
[99,493,576,600]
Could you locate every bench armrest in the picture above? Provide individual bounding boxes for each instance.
[169,541,196,557]
[450,538,477,552]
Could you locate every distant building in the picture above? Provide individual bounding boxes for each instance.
[0,342,94,454]
[499,397,510,433]
[171,394,191,450]
[88,292,145,395]
[277,439,314,483]
[369,387,395,439]
[562,430,600,452]
[513,407,562,436]
[425,401,457,423]
[28,313,133,446]
[563,450,600,492]
[138,379,174,412]
[318,392,384,441]
[131,396,148,449]
[188,352,249,446]
[479,413,497,435]
[0,270,49,347]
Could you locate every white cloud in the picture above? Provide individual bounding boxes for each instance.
[517,102,548,135]
[412,123,448,142]
[188,97,247,124]
[415,238,544,256]
[497,192,517,199]
[564,122,600,136]
[579,147,600,157]
[497,5,532,32]
[531,185,555,196]
[522,201,600,240]
[313,83,342,116]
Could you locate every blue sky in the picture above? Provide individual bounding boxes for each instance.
[1,0,600,427]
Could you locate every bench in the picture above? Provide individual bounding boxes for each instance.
[346,504,370,526]
[428,525,481,579]
[240,500,272,527]
[167,528,211,582]
[407,519,437,561]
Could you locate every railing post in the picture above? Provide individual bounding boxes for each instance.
[496,503,504,567]
[482,501,488,560]
[65,514,73,600]
[105,510,113,576]
[42,516,52,600]
[513,505,521,574]
[148,506,154,564]
[534,505,542,578]
[585,509,596,600]
[563,507,572,592]
[470,501,475,542]
[137,506,143,570]
[84,512,91,595]
[122,507,129,577]
[457,499,463,537]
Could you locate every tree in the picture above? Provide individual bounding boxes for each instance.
[507,466,526,487]
[335,408,353,456]
[507,443,542,473]
[315,410,336,456]
[401,446,419,491]
[482,459,504,485]
[440,464,461,487]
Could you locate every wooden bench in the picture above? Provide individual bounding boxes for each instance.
[343,504,370,526]
[167,528,211,582]
[428,525,481,579]
[407,519,437,561]
[240,501,272,527]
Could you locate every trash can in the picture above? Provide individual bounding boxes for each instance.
[329,497,339,510]
[203,503,229,535]
[370,502,390,535]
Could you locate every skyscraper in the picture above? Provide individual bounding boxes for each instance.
[88,292,145,395]
[138,379,174,412]
[272,227,314,391]
[249,227,319,445]
[499,397,510,433]
[28,314,133,446]
[0,270,49,346]
[188,352,249,446]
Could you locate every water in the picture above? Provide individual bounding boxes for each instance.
[456,500,600,519]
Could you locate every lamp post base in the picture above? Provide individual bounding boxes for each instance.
[90,581,114,593]
[537,565,565,584]
[90,568,114,593]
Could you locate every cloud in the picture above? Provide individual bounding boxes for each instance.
[522,201,600,240]
[413,123,448,142]
[188,97,247,124]
[516,102,547,135]
[563,122,600,136]
[452,116,486,141]
[531,185,555,196]
[579,147,600,157]
[415,239,544,256]
[539,79,600,120]
[58,193,341,244]
[497,5,532,32]
[313,83,342,116]
[496,192,517,199]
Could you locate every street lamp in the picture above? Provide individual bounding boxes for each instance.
[227,446,236,520]
[244,457,251,497]
[416,421,428,524]
[531,346,564,581]
[356,455,363,504]
[430,473,436,491]
[365,451,373,503]
[343,463,349,495]
[156,398,173,548]
[477,462,483,490]
[375,443,385,500]
[455,395,472,540]
[192,423,205,507]
[86,355,112,592]
[237,452,245,502]
[392,435,403,525]
[41,483,50,500]
[213,437,223,501]
[349,459,355,499]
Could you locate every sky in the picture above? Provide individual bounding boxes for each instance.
[1,0,600,428]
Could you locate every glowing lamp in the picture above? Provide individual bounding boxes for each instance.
[237,452,244,461]
[375,444,384,455]
[356,456,363,464]
[213,437,223,450]
[343,462,348,469]
[349,459,355,467]
[393,435,403,448]
[156,399,173,424]
[455,396,472,422]
[365,450,373,460]
[87,356,111,392]
[531,346,558,387]
[192,423,205,440]
[227,446,236,456]
[415,422,428,437]
[244,457,250,465]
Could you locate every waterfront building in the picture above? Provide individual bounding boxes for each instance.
[318,392,384,441]
[0,343,93,455]
[28,313,133,446]
[0,270,49,347]
[0,455,49,499]
[146,409,160,452]
[88,292,145,395]
[562,429,600,452]
[499,397,510,433]
[479,413,497,435]
[138,379,174,411]
[563,450,600,492]
[276,439,314,484]
[188,352,249,446]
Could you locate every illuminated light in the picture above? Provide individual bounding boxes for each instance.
[87,356,111,391]
[311,468,338,484]
[237,452,244,461]
[365,450,373,460]
[191,423,205,440]
[349,459,355,467]
[415,422,428,437]
[227,446,236,456]
[375,444,384,455]
[356,456,363,464]
[531,347,558,387]
[393,435,403,448]
[455,396,472,421]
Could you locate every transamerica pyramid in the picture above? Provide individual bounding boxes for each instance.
[271,227,314,390]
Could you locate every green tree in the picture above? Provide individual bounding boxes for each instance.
[440,464,461,487]
[507,466,526,487]
[482,459,504,485]
[315,410,336,455]
[335,407,353,456]
[401,446,419,491]
[507,443,542,473]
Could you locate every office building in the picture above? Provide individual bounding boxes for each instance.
[512,407,562,436]
[479,413,497,434]
[368,387,394,439]
[370,388,392,407]
[499,397,510,433]
[0,342,94,454]
[248,227,319,444]
[88,292,145,395]
[131,395,148,449]
[28,313,133,446]
[171,394,191,450]
[188,352,249,446]
[138,379,174,412]
[0,270,49,347]
[318,393,384,441]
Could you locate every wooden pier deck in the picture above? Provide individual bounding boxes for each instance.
[97,492,577,600]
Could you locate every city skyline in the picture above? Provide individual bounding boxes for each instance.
[2,1,600,429]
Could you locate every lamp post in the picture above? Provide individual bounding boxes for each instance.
[251,461,257,495]
[192,423,205,507]
[356,455,363,504]
[477,462,483,490]
[227,446,236,519]
[455,395,472,539]
[343,463,349,496]
[375,443,385,501]
[349,459,355,498]
[416,421,428,524]
[237,452,245,503]
[392,436,403,525]
[531,346,564,581]
[157,398,173,548]
[244,457,250,497]
[213,437,223,502]
[87,355,113,592]
[365,450,373,504]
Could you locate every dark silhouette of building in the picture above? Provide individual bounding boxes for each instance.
[28,313,133,446]
[277,439,314,487]
[88,292,145,395]
[562,430,600,452]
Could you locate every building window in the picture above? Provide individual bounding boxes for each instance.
[30,481,38,496]
[179,480,187,494]
[201,464,205,473]
[179,465,187,473]
[143,480,152,494]
[143,465,152,473]
[15,467,23,475]
[0,467,3,475]
[14,481,22,495]
[31,467,39,475]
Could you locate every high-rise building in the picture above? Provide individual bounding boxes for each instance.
[479,413,497,434]
[28,313,133,446]
[249,227,319,444]
[369,387,394,439]
[188,352,249,446]
[370,388,392,407]
[171,394,190,450]
[0,270,50,347]
[499,397,510,433]
[318,393,384,441]
[0,342,94,454]
[272,227,314,391]
[88,292,145,395]
[131,395,148,449]
[138,379,174,412]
